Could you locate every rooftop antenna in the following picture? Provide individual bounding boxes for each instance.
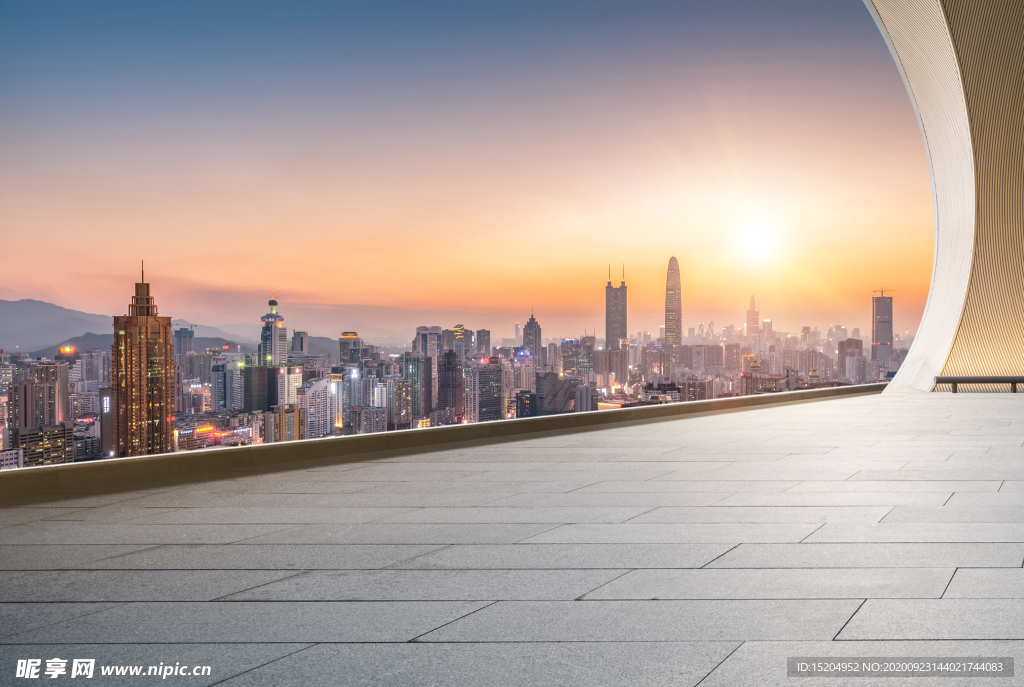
[608,264,611,281]
[141,260,144,283]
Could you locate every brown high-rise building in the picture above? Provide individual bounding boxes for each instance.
[112,272,175,457]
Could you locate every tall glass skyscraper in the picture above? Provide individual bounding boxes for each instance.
[872,295,894,362]
[746,296,760,339]
[605,266,627,351]
[664,257,682,352]
[522,314,541,357]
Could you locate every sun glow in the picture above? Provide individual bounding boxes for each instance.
[735,218,781,263]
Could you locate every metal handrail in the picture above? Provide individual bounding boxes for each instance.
[934,375,1024,393]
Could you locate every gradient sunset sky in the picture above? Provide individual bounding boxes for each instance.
[0,0,933,343]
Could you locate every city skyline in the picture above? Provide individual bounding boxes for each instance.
[0,1,932,339]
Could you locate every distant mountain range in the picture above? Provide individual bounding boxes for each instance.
[2,299,407,362]
[0,300,113,352]
[1,300,261,360]
[28,334,257,360]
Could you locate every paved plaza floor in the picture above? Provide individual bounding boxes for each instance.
[3,390,1024,685]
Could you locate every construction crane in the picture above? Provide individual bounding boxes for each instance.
[873,288,896,297]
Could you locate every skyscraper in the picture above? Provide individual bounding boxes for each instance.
[872,294,894,362]
[746,296,760,339]
[522,313,541,357]
[402,352,431,418]
[339,332,361,363]
[472,357,504,422]
[437,350,465,422]
[605,266,627,350]
[665,257,682,353]
[291,331,309,355]
[173,328,194,357]
[412,326,442,406]
[112,272,174,457]
[259,298,288,366]
[476,329,491,356]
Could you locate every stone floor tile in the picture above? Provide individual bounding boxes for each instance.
[224,569,626,601]
[628,506,891,523]
[6,601,489,643]
[388,543,734,569]
[583,567,954,599]
[0,603,121,640]
[707,543,1024,568]
[0,643,313,686]
[0,523,299,545]
[521,523,821,544]
[217,642,739,687]
[375,507,652,524]
[419,599,862,642]
[838,599,1024,640]
[237,523,556,545]
[574,480,800,493]
[806,523,1024,543]
[71,544,443,570]
[118,507,417,525]
[0,570,302,602]
[0,545,159,571]
[714,492,951,506]
[943,569,1024,598]
[700,640,1024,686]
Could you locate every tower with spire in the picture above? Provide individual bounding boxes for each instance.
[605,264,627,351]
[664,257,682,357]
[111,263,174,457]
[746,295,760,342]
[259,296,288,366]
[523,310,542,357]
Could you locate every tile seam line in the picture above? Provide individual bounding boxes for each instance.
[209,569,314,601]
[0,601,131,643]
[574,568,637,600]
[407,600,499,643]
[798,523,827,543]
[380,544,455,570]
[939,567,959,599]
[694,640,744,687]
[207,642,318,687]
[699,544,742,569]
[618,507,664,524]
[830,597,867,641]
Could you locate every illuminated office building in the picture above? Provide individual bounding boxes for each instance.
[437,350,465,422]
[339,332,361,363]
[297,377,333,439]
[472,358,505,423]
[386,378,414,430]
[112,274,174,457]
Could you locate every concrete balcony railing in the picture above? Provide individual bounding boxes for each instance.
[0,383,888,500]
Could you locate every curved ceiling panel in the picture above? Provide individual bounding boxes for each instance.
[867,0,1024,392]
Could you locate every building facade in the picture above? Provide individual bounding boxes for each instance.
[112,277,175,457]
[605,270,627,351]
[665,257,682,354]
